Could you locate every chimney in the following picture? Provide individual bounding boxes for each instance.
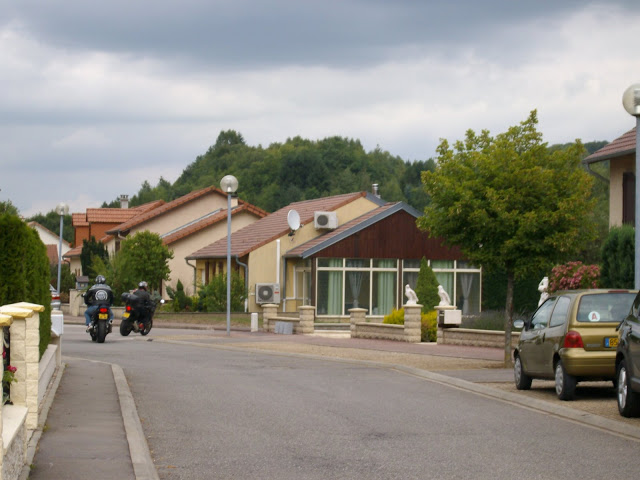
[372,184,380,198]
[120,194,129,209]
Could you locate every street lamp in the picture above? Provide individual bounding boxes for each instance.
[622,83,640,289]
[55,202,69,308]
[220,175,238,336]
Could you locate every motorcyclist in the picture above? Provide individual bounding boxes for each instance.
[83,275,114,331]
[133,281,152,325]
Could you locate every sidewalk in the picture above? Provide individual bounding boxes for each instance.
[27,320,640,480]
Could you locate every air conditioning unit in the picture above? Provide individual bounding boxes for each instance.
[314,211,338,229]
[256,283,281,304]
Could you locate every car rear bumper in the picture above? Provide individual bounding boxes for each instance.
[561,349,616,378]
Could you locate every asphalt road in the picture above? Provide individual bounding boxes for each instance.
[64,326,639,480]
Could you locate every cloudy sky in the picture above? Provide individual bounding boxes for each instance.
[1,0,639,217]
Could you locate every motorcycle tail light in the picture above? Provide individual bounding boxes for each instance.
[563,331,584,349]
[126,306,131,312]
[99,307,108,314]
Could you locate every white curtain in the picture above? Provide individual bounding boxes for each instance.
[377,260,396,316]
[460,273,474,315]
[327,259,342,315]
[348,272,363,308]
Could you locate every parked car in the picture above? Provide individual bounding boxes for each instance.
[615,290,640,417]
[513,289,636,400]
[50,284,61,310]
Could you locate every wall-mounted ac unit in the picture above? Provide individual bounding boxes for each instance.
[256,283,281,304]
[314,211,338,229]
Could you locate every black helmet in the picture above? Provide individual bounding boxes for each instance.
[138,281,148,290]
[95,275,106,284]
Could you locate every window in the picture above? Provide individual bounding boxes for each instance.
[549,297,570,327]
[530,298,556,330]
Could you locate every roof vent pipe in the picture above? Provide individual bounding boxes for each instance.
[372,184,380,198]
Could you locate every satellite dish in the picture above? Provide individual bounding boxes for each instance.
[287,209,301,231]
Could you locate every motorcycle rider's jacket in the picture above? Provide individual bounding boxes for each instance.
[84,283,114,306]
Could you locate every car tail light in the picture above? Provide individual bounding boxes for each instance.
[99,307,109,314]
[563,331,584,349]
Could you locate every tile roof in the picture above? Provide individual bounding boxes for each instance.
[187,192,371,259]
[106,186,229,235]
[72,200,164,226]
[72,213,89,227]
[584,127,636,164]
[285,203,419,258]
[63,245,82,258]
[162,203,267,245]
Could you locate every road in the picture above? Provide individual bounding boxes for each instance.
[64,325,639,479]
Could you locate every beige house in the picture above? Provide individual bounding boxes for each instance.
[66,187,267,296]
[187,192,479,317]
[583,127,637,227]
[28,221,71,266]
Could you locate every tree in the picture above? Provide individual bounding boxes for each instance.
[414,258,439,313]
[80,236,108,279]
[418,110,596,365]
[118,231,173,292]
[0,200,19,217]
[600,225,634,288]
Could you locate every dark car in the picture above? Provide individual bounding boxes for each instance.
[615,291,640,417]
[513,289,636,400]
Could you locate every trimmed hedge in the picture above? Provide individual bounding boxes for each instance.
[0,213,51,358]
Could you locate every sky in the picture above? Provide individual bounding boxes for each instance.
[1,0,639,217]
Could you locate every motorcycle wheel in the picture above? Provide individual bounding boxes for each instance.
[120,320,132,336]
[97,320,107,343]
[141,319,152,336]
[89,323,97,342]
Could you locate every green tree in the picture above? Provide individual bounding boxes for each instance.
[118,231,173,292]
[80,237,108,278]
[418,110,596,365]
[0,199,19,217]
[197,272,246,312]
[414,258,439,313]
[600,225,634,288]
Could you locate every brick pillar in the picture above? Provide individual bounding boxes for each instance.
[349,308,367,338]
[298,306,315,334]
[7,302,43,430]
[261,304,278,333]
[403,304,422,343]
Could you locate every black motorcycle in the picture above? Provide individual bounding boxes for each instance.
[119,292,163,336]
[87,303,113,343]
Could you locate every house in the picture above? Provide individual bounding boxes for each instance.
[187,192,481,317]
[583,127,637,227]
[28,221,71,266]
[65,188,267,296]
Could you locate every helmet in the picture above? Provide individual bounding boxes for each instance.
[138,281,148,290]
[95,275,106,285]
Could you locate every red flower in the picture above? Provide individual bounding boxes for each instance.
[7,365,16,373]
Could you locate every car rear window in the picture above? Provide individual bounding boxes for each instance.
[576,293,635,323]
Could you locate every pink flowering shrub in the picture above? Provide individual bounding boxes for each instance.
[548,261,600,293]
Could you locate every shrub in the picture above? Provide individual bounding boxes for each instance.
[166,280,193,312]
[548,261,600,293]
[414,258,439,313]
[383,308,438,342]
[600,225,634,288]
[197,272,246,312]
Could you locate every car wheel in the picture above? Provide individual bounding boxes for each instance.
[555,360,576,401]
[617,360,640,417]
[514,356,532,390]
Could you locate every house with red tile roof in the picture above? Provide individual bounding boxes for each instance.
[187,192,480,317]
[583,127,637,227]
[65,188,267,297]
[28,221,71,265]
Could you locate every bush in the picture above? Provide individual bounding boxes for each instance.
[600,225,634,288]
[166,280,193,312]
[414,258,439,313]
[197,272,246,312]
[548,261,600,293]
[383,308,438,342]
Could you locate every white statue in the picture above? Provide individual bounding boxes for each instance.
[538,276,549,306]
[405,284,418,305]
[438,285,451,307]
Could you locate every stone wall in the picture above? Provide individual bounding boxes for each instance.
[437,327,520,348]
[350,305,422,343]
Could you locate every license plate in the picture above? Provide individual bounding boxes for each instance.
[123,312,130,319]
[98,313,108,320]
[605,337,618,348]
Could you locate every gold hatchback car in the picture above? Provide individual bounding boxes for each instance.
[513,289,637,400]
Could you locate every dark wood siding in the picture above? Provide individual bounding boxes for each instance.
[311,210,463,260]
[623,171,635,225]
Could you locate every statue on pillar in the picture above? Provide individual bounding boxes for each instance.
[437,285,451,307]
[405,284,418,305]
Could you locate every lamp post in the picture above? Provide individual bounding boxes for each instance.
[220,175,238,336]
[623,84,640,289]
[55,202,69,306]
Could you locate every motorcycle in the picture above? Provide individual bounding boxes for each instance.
[87,303,113,343]
[119,292,164,336]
